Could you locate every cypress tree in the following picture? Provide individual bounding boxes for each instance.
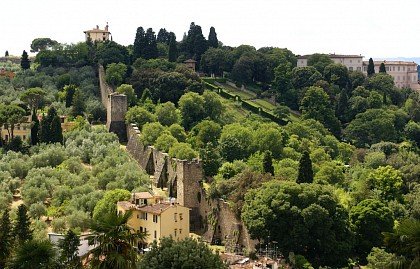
[157,28,170,44]
[20,50,30,70]
[133,27,146,60]
[144,28,158,60]
[297,151,313,183]
[14,204,32,244]
[39,112,50,143]
[58,230,82,268]
[0,209,12,267]
[168,34,178,62]
[379,62,386,73]
[263,150,274,176]
[336,90,349,123]
[208,26,218,48]
[48,107,63,144]
[31,110,39,145]
[367,58,375,77]
[71,89,86,117]
[5,50,9,57]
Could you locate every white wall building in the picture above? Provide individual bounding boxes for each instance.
[363,60,419,89]
[84,24,111,42]
[297,54,364,72]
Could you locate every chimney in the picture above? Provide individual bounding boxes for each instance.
[105,23,109,32]
[96,25,99,29]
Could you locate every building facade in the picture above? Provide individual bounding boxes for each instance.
[84,24,111,42]
[117,192,190,249]
[297,54,364,72]
[363,60,419,89]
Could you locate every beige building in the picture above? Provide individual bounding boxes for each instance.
[117,192,190,249]
[297,54,364,72]
[84,24,111,42]
[363,60,420,89]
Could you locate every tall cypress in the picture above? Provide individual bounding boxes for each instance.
[58,230,82,268]
[379,63,386,73]
[263,150,274,176]
[208,26,218,48]
[39,112,50,143]
[48,107,63,144]
[0,209,12,267]
[20,50,30,70]
[31,110,39,145]
[5,50,9,57]
[14,204,33,244]
[144,28,158,59]
[367,58,375,77]
[168,35,178,62]
[133,27,146,60]
[71,89,86,117]
[297,151,313,183]
[336,90,349,123]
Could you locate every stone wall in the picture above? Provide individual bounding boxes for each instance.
[98,65,127,142]
[125,123,255,251]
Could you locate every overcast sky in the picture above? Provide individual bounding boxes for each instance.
[2,0,419,58]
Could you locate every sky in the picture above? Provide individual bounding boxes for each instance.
[1,0,419,58]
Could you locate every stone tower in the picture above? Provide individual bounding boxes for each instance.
[106,93,127,142]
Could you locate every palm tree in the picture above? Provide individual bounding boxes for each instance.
[85,211,146,269]
[383,219,420,269]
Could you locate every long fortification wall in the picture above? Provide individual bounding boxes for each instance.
[126,123,255,251]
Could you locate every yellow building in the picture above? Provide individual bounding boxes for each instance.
[84,24,111,42]
[117,192,190,249]
[1,116,31,143]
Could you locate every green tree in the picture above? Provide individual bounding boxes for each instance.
[379,63,386,73]
[5,50,9,57]
[323,63,349,89]
[297,151,313,183]
[71,89,86,117]
[168,124,187,142]
[30,110,39,145]
[155,102,180,126]
[208,26,218,48]
[0,209,12,268]
[93,189,131,220]
[307,53,333,73]
[367,58,375,77]
[58,230,82,269]
[14,204,33,244]
[20,87,46,111]
[125,106,156,129]
[141,122,165,145]
[300,86,341,137]
[1,104,26,139]
[155,133,178,153]
[367,165,403,202]
[263,150,274,175]
[105,63,127,88]
[87,211,145,269]
[366,247,396,269]
[133,26,146,60]
[116,84,137,106]
[169,142,198,160]
[143,28,158,60]
[219,123,253,162]
[139,237,226,269]
[404,120,420,146]
[336,90,349,123]
[7,240,58,269]
[61,84,77,107]
[49,107,64,144]
[20,50,30,70]
[350,199,394,261]
[178,92,205,129]
[291,66,323,90]
[365,73,395,104]
[189,120,221,148]
[253,125,284,158]
[30,38,58,52]
[242,181,353,267]
[199,143,222,177]
[168,35,178,62]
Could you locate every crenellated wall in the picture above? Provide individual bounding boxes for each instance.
[126,124,256,251]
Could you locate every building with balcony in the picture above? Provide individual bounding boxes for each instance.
[117,192,190,250]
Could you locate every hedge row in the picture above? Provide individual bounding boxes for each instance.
[202,77,227,84]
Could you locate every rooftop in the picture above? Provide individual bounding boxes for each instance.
[363,60,418,66]
[117,201,173,215]
[298,54,363,59]
[184,59,197,63]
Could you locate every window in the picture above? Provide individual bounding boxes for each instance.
[174,229,177,237]
[357,67,361,71]
[154,230,157,239]
[140,227,143,232]
[349,67,353,71]
[179,229,182,234]
[153,215,158,223]
[140,212,148,220]
[408,67,411,71]
[398,76,400,81]
[398,67,400,71]
[363,66,367,71]
[23,135,26,140]
[137,214,139,219]
[393,66,395,71]
[403,67,405,71]
[179,213,183,221]
[350,60,352,63]
[174,213,177,222]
